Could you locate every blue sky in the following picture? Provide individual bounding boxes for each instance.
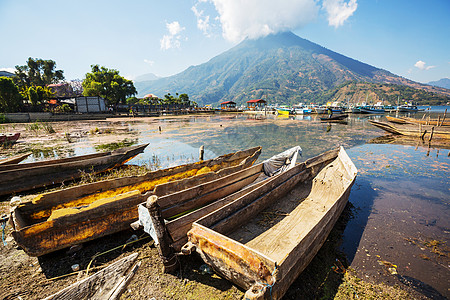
[1,0,449,84]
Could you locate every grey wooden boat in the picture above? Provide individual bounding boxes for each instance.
[182,147,357,299]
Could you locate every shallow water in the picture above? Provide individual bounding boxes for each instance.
[17,111,450,297]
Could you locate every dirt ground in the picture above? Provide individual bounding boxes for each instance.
[0,116,424,299]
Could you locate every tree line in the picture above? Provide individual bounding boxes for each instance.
[0,57,193,113]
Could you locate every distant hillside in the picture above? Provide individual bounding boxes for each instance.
[137,31,450,106]
[325,82,449,106]
[0,70,14,77]
[134,73,160,82]
[428,78,450,89]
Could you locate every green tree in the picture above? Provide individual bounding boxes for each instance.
[0,77,23,112]
[82,65,136,105]
[22,85,55,106]
[179,93,190,105]
[13,57,64,91]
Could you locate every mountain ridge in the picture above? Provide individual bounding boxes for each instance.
[136,31,450,105]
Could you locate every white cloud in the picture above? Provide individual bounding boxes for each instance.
[322,0,358,28]
[192,5,212,37]
[209,0,319,42]
[414,60,436,70]
[144,59,154,66]
[160,21,185,50]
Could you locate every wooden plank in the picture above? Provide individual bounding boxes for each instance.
[158,164,262,209]
[161,171,262,218]
[167,173,267,244]
[43,253,139,300]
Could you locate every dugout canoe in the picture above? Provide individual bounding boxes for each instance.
[182,147,357,300]
[369,120,450,140]
[137,146,302,272]
[386,115,450,127]
[9,146,261,256]
[0,152,31,166]
[0,144,148,197]
[320,114,348,121]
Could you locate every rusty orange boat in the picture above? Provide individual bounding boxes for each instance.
[9,146,261,256]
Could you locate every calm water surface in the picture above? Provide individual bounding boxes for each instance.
[24,110,450,297]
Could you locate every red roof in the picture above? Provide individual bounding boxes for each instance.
[247,99,266,103]
[221,101,236,105]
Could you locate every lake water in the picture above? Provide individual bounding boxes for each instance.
[21,109,450,298]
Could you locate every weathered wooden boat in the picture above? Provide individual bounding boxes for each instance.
[43,253,139,300]
[0,144,148,197]
[386,115,449,126]
[320,114,348,121]
[369,120,450,140]
[0,132,20,144]
[0,152,31,165]
[368,134,450,151]
[137,146,302,272]
[9,146,261,256]
[182,147,357,300]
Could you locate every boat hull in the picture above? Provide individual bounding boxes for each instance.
[10,147,261,256]
[0,144,148,197]
[186,147,357,299]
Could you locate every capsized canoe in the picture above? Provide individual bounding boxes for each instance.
[369,120,450,140]
[0,144,148,197]
[184,147,357,300]
[137,146,302,272]
[9,146,261,256]
[0,152,31,166]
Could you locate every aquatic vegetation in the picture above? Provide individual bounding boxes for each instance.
[94,139,137,151]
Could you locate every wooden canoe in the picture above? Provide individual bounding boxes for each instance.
[183,147,357,300]
[368,134,450,150]
[0,144,148,197]
[0,152,31,165]
[320,114,348,121]
[137,146,302,272]
[386,115,450,127]
[369,120,450,140]
[9,146,261,256]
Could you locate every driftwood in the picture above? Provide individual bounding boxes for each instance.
[185,147,357,300]
[43,253,139,300]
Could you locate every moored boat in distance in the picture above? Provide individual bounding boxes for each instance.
[276,105,295,115]
[397,103,419,112]
[320,114,349,121]
[183,147,357,300]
